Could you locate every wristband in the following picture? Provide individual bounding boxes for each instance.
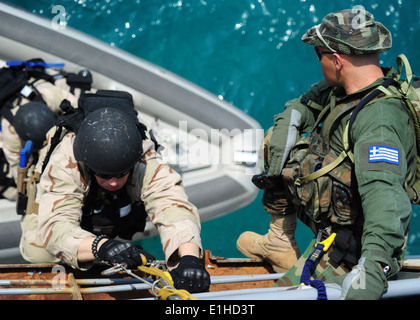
[91,235,108,260]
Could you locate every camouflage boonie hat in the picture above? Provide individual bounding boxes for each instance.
[302,9,392,55]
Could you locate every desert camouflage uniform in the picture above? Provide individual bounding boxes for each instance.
[1,77,78,199]
[20,130,202,270]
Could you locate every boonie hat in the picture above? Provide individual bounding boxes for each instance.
[302,9,392,55]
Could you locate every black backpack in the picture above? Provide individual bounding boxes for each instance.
[17,90,148,215]
[0,59,93,125]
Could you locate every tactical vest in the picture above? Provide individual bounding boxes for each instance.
[80,176,148,240]
[281,55,419,234]
[282,97,361,233]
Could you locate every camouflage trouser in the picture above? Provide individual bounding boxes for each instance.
[19,213,60,264]
[275,238,351,287]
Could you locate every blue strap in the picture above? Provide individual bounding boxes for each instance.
[6,60,65,68]
[309,279,327,300]
[19,140,33,168]
[300,243,328,300]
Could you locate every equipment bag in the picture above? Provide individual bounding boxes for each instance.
[0,66,29,106]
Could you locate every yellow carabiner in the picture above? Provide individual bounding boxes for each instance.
[316,232,336,252]
[139,253,148,266]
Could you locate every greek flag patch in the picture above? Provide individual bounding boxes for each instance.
[368,145,399,164]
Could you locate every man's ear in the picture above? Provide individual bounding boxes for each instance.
[333,53,344,70]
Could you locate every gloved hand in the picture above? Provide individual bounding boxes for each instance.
[327,257,388,300]
[97,239,155,268]
[170,255,210,293]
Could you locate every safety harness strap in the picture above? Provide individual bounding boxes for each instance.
[295,77,398,186]
[300,233,336,300]
[346,77,398,151]
[300,95,324,112]
[396,54,413,95]
[295,150,348,186]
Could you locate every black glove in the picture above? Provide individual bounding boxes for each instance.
[97,239,155,268]
[169,255,210,293]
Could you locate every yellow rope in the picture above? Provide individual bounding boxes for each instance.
[157,288,198,300]
[137,265,198,300]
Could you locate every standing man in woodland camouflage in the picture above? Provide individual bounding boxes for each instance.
[237,8,416,299]
[20,93,210,293]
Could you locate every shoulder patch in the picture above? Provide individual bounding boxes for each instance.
[357,142,403,176]
[368,145,399,165]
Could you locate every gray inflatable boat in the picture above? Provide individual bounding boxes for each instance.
[0,3,262,263]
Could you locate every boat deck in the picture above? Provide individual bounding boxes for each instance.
[0,250,278,300]
[0,250,419,300]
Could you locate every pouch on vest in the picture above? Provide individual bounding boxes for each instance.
[65,70,92,94]
[328,228,362,268]
[282,133,358,232]
[81,187,148,240]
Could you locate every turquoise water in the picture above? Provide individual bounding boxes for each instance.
[5,0,420,259]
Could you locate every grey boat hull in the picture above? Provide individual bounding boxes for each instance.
[0,3,262,262]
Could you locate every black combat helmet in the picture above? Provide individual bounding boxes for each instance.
[13,101,55,147]
[73,107,143,177]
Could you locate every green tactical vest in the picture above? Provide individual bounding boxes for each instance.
[281,97,361,234]
[281,58,418,234]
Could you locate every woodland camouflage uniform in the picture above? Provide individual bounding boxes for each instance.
[238,9,416,299]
